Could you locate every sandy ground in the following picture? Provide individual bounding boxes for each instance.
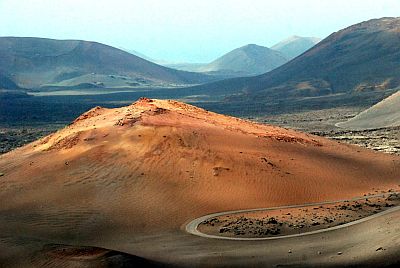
[0,98,399,267]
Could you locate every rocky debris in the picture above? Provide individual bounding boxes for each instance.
[0,172,4,177]
[115,117,140,127]
[219,228,229,233]
[144,107,168,116]
[47,132,81,150]
[261,157,276,167]
[387,193,400,201]
[204,218,220,226]
[384,202,394,207]
[266,217,278,224]
[72,106,104,125]
[114,104,167,127]
[135,97,154,104]
[200,189,400,238]
[261,134,321,147]
[212,167,230,176]
[214,216,282,236]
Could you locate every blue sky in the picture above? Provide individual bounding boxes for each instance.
[0,0,399,62]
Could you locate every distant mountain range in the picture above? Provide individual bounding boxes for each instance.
[163,37,320,77]
[191,17,400,104]
[271,36,321,60]
[198,44,288,76]
[0,35,322,91]
[120,48,157,62]
[337,89,400,130]
[0,37,216,91]
[3,15,398,114]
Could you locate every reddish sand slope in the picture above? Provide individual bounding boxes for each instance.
[0,98,399,266]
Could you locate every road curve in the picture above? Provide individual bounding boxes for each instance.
[185,192,400,241]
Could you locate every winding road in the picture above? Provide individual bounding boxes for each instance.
[186,191,400,241]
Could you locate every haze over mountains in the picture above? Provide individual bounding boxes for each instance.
[164,36,320,77]
[271,35,321,59]
[0,35,322,92]
[192,17,400,104]
[197,44,288,76]
[0,37,216,91]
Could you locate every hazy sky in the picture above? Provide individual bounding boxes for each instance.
[0,0,399,62]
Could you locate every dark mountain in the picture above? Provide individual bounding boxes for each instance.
[0,72,19,89]
[192,17,400,103]
[0,37,215,90]
[0,72,30,100]
[271,36,320,60]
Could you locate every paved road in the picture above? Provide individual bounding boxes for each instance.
[185,191,400,241]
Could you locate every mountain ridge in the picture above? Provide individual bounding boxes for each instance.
[198,44,288,76]
[189,17,400,103]
[164,37,319,77]
[271,35,320,59]
[0,36,215,90]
